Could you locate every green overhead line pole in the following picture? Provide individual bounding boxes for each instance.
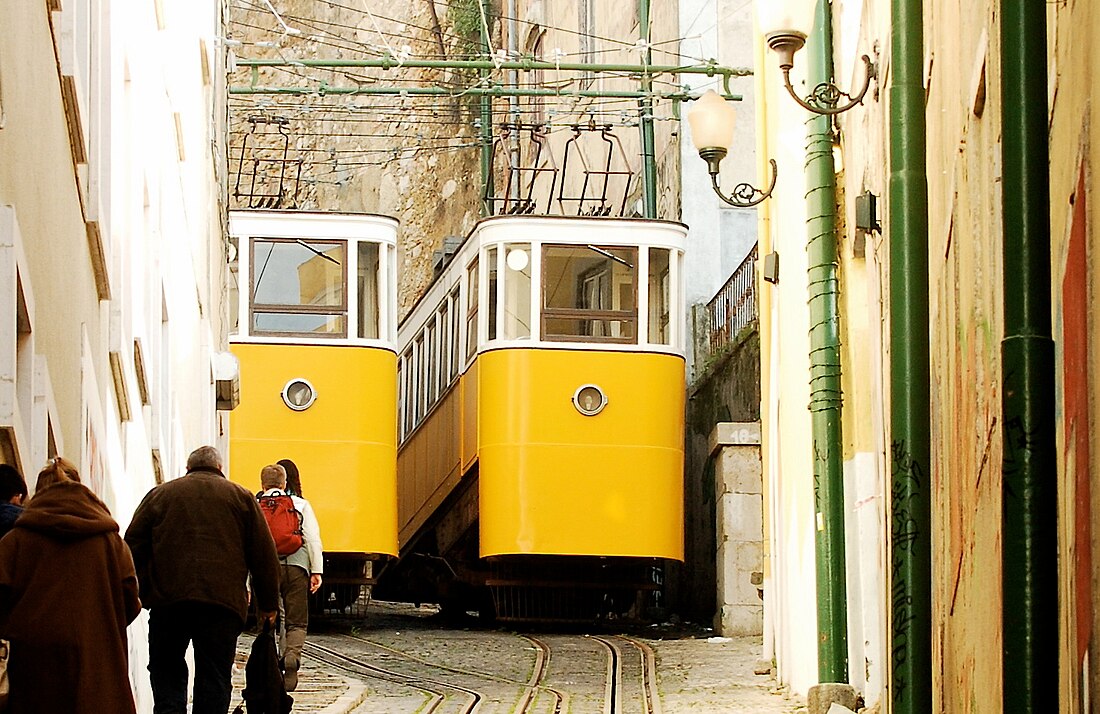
[479,0,494,216]
[229,85,739,101]
[889,0,932,707]
[805,0,848,684]
[232,55,751,215]
[236,56,752,86]
[1000,0,1058,707]
[638,0,657,218]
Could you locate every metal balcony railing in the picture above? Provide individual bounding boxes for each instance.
[706,244,758,355]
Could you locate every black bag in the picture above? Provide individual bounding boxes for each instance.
[235,621,293,714]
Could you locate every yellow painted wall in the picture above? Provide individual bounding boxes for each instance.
[921,3,1006,710]
[229,343,398,556]
[756,26,823,693]
[1048,0,1100,706]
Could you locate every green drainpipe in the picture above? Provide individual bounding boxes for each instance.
[638,0,657,218]
[804,0,848,684]
[479,0,494,216]
[889,0,931,707]
[1000,0,1058,708]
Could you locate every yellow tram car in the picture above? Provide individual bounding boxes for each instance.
[387,215,686,621]
[227,210,399,608]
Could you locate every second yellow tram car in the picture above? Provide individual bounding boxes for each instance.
[228,210,399,609]
[386,215,686,621]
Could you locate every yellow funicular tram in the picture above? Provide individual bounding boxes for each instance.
[227,210,399,610]
[386,215,687,622]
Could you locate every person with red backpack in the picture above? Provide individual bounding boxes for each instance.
[257,463,323,692]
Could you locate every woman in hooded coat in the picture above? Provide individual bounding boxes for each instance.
[0,457,141,713]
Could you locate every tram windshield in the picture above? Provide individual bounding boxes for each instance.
[541,244,638,343]
[251,238,347,337]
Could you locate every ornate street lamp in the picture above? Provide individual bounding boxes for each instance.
[757,0,876,115]
[687,90,777,207]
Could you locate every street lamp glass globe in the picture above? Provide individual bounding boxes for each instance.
[755,0,815,40]
[687,90,737,152]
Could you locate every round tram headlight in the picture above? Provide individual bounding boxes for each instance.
[572,384,608,416]
[281,378,317,411]
[506,248,529,271]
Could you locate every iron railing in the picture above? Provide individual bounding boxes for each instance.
[706,243,758,355]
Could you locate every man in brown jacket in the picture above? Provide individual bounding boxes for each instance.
[126,445,281,714]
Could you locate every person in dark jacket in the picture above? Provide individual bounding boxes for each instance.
[125,445,281,714]
[0,464,27,537]
[0,456,141,714]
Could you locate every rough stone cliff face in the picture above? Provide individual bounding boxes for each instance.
[228,0,482,314]
[228,0,681,314]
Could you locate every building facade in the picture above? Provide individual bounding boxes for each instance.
[755,0,1098,710]
[0,0,231,708]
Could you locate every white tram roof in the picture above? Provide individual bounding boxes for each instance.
[228,209,399,245]
[465,214,688,251]
[401,215,689,323]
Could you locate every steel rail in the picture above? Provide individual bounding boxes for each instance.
[304,641,482,713]
[589,636,622,714]
[615,636,661,714]
[518,636,565,714]
[339,632,567,713]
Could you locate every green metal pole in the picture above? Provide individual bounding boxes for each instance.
[638,0,657,218]
[1000,0,1058,707]
[228,84,739,101]
[804,0,847,684]
[227,84,739,101]
[889,0,931,706]
[234,56,754,79]
[479,0,494,216]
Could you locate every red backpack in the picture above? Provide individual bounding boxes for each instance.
[257,493,304,556]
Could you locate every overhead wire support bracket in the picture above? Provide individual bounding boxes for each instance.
[230,84,742,101]
[234,56,752,80]
[231,56,751,101]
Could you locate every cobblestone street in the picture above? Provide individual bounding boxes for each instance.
[232,602,804,713]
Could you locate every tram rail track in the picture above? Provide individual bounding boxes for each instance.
[304,640,482,713]
[306,630,657,714]
[590,635,662,714]
[316,632,567,713]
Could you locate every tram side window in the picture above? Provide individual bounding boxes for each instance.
[437,302,450,394]
[426,321,437,408]
[450,288,461,376]
[504,243,531,340]
[648,247,671,345]
[228,237,240,334]
[357,242,380,339]
[397,355,407,441]
[541,244,637,343]
[486,247,498,341]
[251,238,347,337]
[414,335,425,425]
[465,258,479,359]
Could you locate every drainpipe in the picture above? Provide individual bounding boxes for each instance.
[804,0,848,685]
[888,0,931,708]
[638,0,657,218]
[479,0,495,216]
[1000,0,1058,707]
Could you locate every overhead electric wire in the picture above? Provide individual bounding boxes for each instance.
[226,0,725,203]
[232,0,453,55]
